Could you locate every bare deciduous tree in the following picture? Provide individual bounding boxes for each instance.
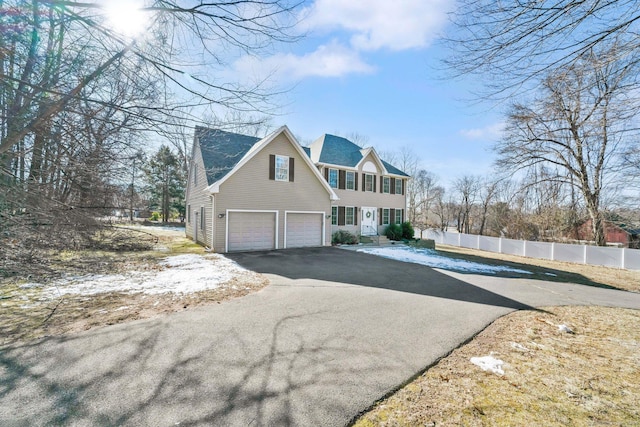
[497,48,639,245]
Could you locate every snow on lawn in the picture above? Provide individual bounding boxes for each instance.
[26,254,248,298]
[358,246,532,275]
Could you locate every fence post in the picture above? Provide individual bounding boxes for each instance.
[477,234,481,250]
[523,240,527,257]
[458,233,461,247]
[498,237,502,254]
[621,248,626,269]
[583,245,588,264]
[551,242,555,261]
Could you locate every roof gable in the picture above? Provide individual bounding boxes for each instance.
[207,125,339,201]
[195,127,261,184]
[311,134,410,177]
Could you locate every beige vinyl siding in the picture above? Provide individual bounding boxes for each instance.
[323,153,407,236]
[185,140,214,247]
[213,133,332,252]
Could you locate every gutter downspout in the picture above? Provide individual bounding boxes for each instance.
[210,195,215,251]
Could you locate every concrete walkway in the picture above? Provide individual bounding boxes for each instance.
[2,247,639,426]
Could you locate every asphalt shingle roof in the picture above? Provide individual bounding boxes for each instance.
[316,134,409,177]
[195,127,260,184]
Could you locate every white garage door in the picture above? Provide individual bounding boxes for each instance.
[286,213,323,248]
[228,211,276,252]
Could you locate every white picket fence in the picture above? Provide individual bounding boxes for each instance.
[421,229,640,271]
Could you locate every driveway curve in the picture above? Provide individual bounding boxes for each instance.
[2,247,640,426]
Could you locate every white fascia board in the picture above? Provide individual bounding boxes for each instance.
[355,147,389,175]
[207,125,339,201]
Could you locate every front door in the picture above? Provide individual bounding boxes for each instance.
[361,207,377,236]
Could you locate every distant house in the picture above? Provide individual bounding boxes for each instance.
[185,126,410,252]
[575,219,640,248]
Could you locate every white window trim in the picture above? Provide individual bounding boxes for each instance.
[382,208,390,225]
[275,154,289,182]
[364,174,374,192]
[225,209,279,253]
[395,209,403,224]
[395,179,403,195]
[383,176,390,194]
[345,206,355,226]
[331,206,338,225]
[345,171,355,190]
[283,211,326,248]
[328,168,339,188]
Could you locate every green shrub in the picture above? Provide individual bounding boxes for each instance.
[385,223,403,241]
[150,211,160,221]
[332,230,358,245]
[401,221,415,240]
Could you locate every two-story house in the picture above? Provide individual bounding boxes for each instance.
[185,126,409,252]
[307,134,409,238]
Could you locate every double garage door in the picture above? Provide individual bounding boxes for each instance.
[227,211,323,252]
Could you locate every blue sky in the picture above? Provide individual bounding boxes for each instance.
[226,0,505,185]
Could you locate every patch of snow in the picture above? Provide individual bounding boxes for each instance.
[558,324,574,334]
[114,306,130,311]
[511,342,530,352]
[471,355,505,375]
[358,246,532,275]
[38,254,247,297]
[545,272,558,277]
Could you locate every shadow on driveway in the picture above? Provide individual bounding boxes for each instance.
[227,247,535,311]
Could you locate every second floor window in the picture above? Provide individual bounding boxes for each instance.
[329,169,338,188]
[383,177,390,193]
[275,155,289,181]
[364,174,374,192]
[395,178,403,195]
[346,171,355,190]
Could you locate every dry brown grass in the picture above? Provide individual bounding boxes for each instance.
[435,244,640,292]
[0,227,269,347]
[354,306,640,426]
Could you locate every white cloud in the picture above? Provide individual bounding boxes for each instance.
[232,41,374,81]
[459,122,505,140]
[301,0,453,51]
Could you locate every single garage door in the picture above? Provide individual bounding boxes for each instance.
[228,211,276,252]
[286,213,323,248]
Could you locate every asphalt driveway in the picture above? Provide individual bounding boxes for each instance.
[2,247,640,426]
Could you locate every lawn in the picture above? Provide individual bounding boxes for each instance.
[353,244,640,426]
[0,226,268,347]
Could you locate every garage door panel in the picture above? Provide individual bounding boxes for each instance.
[228,212,276,252]
[286,213,322,248]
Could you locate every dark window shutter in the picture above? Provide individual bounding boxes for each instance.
[401,209,405,223]
[402,179,405,195]
[379,208,383,225]
[338,206,345,226]
[373,175,377,192]
[354,172,358,191]
[380,176,383,193]
[362,173,365,191]
[339,170,346,190]
[354,207,358,226]
[289,157,294,182]
[390,178,396,194]
[324,167,329,181]
[390,208,396,224]
[269,154,275,180]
